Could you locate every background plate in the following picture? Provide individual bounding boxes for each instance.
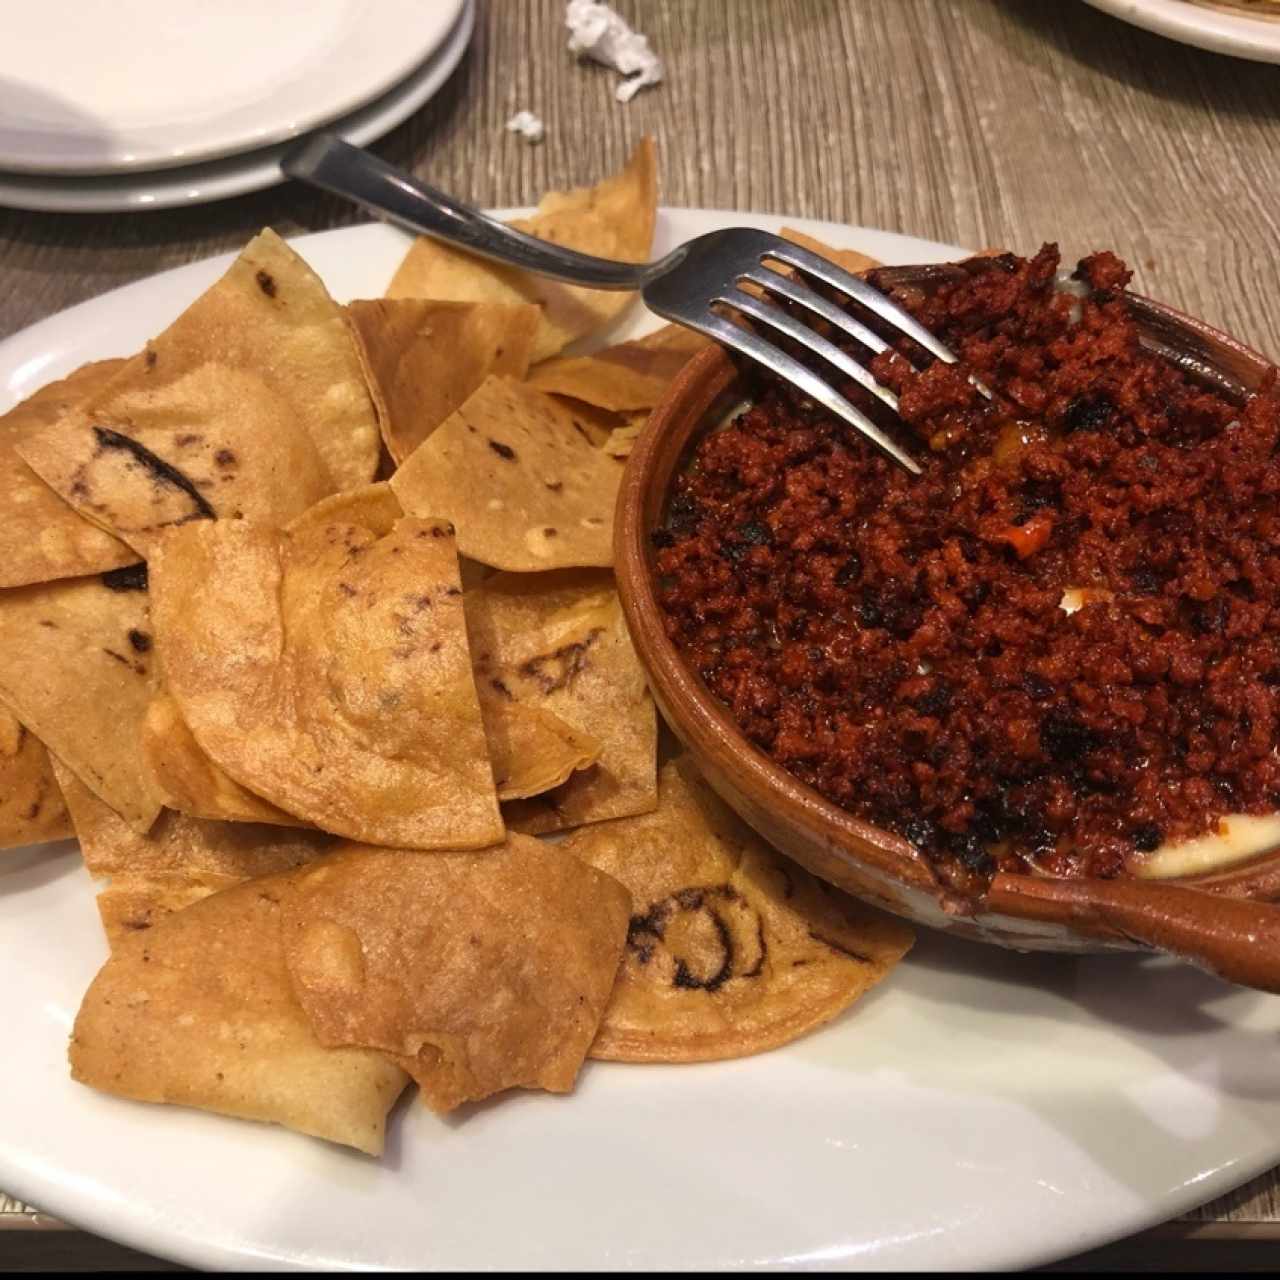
[1084,0,1280,62]
[2,212,1279,1272]
[0,0,465,174]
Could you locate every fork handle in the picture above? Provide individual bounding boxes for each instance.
[282,132,648,291]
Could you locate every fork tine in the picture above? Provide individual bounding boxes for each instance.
[765,241,960,367]
[742,264,894,361]
[723,287,900,414]
[691,311,921,475]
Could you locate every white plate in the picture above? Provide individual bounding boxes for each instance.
[3,212,1280,1272]
[0,0,475,214]
[0,0,465,175]
[1084,0,1280,62]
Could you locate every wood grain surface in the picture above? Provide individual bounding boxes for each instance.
[3,0,1280,1268]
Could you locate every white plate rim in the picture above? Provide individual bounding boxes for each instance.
[0,0,466,175]
[1083,0,1280,62]
[0,0,475,215]
[1,211,1279,1272]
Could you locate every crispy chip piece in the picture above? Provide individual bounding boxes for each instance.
[96,871,241,951]
[0,569,163,832]
[53,757,331,883]
[70,872,408,1154]
[563,758,915,1062]
[279,836,631,1113]
[141,694,307,828]
[347,299,540,463]
[387,139,657,362]
[525,324,710,411]
[390,377,622,571]
[150,502,502,848]
[0,709,71,850]
[18,230,381,557]
[465,570,657,833]
[0,360,137,588]
[479,697,602,801]
[779,227,881,276]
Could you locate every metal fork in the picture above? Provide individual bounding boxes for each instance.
[283,133,963,474]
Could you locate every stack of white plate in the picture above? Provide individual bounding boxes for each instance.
[0,0,475,213]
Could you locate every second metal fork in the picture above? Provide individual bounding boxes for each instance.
[283,132,964,475]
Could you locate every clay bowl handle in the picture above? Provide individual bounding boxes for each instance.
[986,873,1280,994]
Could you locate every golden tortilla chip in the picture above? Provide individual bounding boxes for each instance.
[465,570,657,833]
[18,230,381,557]
[69,872,409,1154]
[564,758,915,1062]
[279,836,631,1113]
[525,324,710,411]
[387,139,657,362]
[96,870,241,952]
[389,377,621,571]
[140,694,307,828]
[0,709,71,850]
[479,698,601,801]
[149,502,502,849]
[0,567,163,832]
[53,757,332,883]
[0,360,136,588]
[346,299,540,464]
[600,415,648,461]
[778,227,881,277]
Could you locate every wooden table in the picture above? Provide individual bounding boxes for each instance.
[3,0,1279,1269]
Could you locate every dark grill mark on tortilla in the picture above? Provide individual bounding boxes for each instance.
[91,426,216,521]
[101,563,148,592]
[102,647,132,667]
[741,917,768,978]
[255,269,277,298]
[127,629,151,653]
[518,627,603,695]
[175,433,202,448]
[214,449,237,467]
[546,480,564,492]
[626,884,753,992]
[673,907,734,991]
[488,439,516,460]
[38,619,57,629]
[543,527,558,538]
[808,929,871,963]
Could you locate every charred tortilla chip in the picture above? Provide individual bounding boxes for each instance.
[390,377,621,571]
[479,698,601,801]
[0,708,71,850]
[0,569,163,832]
[347,299,540,464]
[387,139,657,362]
[141,694,307,828]
[525,324,710,411]
[53,757,331,883]
[466,570,657,833]
[279,836,631,1113]
[69,872,409,1154]
[563,758,915,1062]
[149,501,502,848]
[778,227,881,276]
[0,360,136,588]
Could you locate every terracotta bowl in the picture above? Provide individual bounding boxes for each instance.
[615,265,1280,994]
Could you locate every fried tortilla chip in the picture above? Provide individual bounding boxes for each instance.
[141,694,307,828]
[18,230,381,557]
[387,139,657,362]
[0,709,71,850]
[465,570,657,833]
[96,870,241,952]
[479,698,601,801]
[563,758,915,1062]
[346,299,540,463]
[0,568,163,832]
[279,836,631,1113]
[0,360,136,588]
[53,757,331,883]
[390,377,622,571]
[779,227,881,277]
[600,414,648,461]
[525,324,710,411]
[149,501,502,848]
[70,872,409,1154]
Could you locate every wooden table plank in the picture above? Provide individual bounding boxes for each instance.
[3,0,1280,1267]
